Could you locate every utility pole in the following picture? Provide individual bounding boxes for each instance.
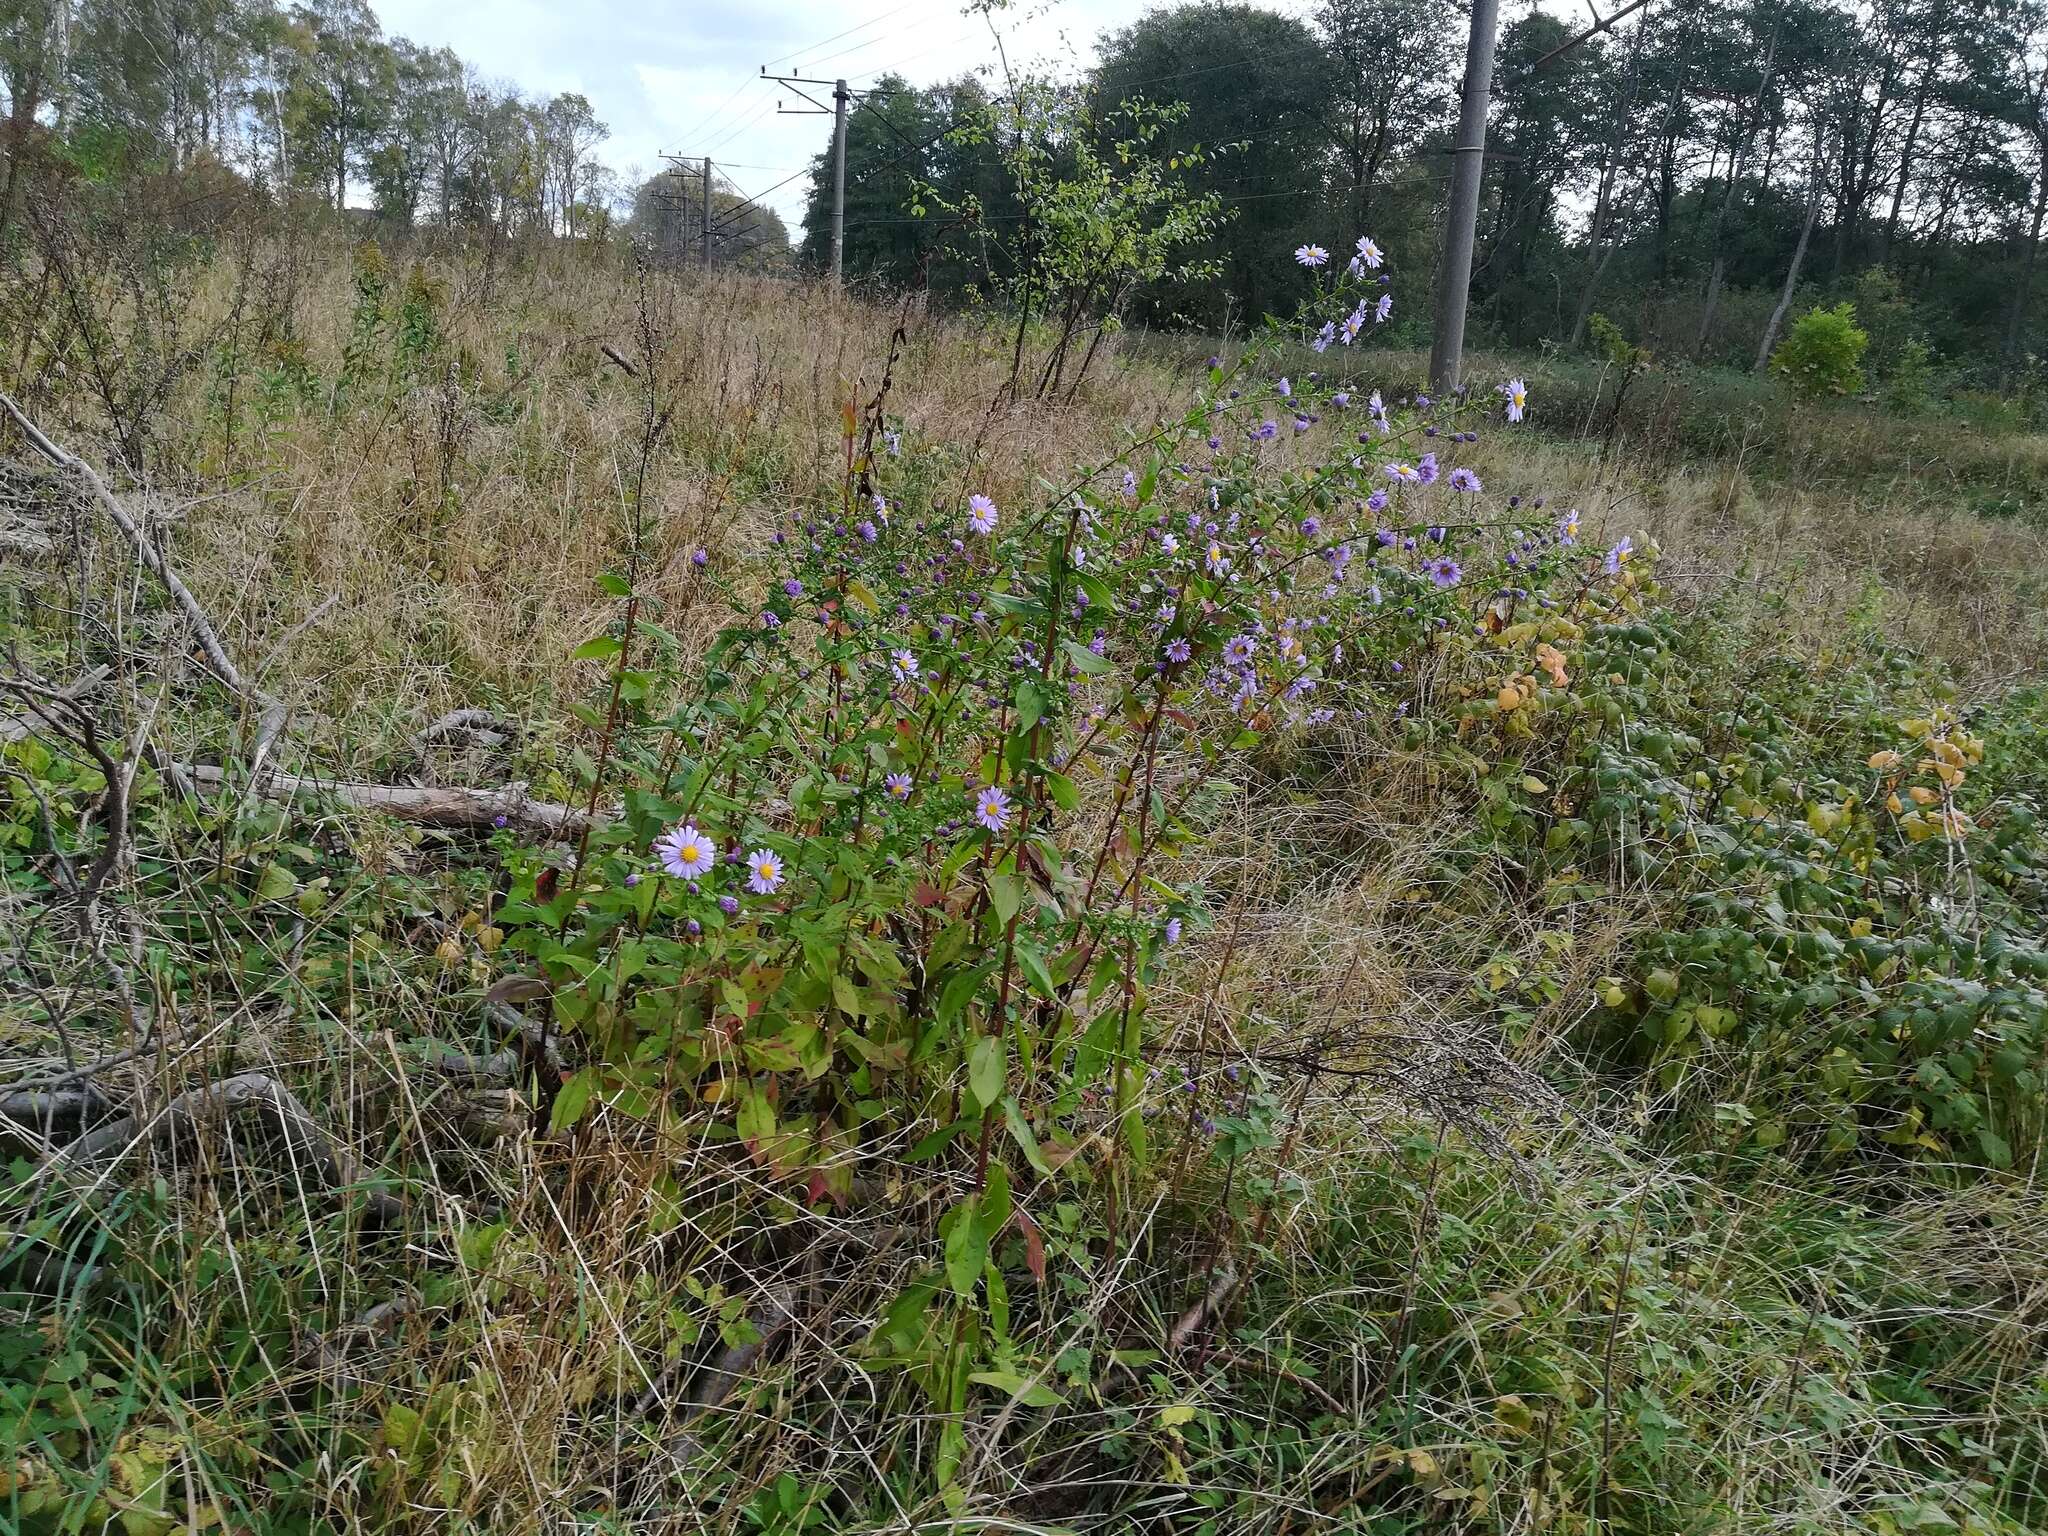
[830,79,850,285]
[762,68,858,281]
[701,156,713,271]
[1427,0,1658,391]
[1428,0,1501,393]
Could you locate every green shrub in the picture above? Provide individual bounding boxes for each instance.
[1882,335,1935,414]
[1772,301,1869,398]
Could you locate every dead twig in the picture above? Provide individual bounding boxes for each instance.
[410,707,514,759]
[46,1070,402,1224]
[0,390,287,774]
[0,665,110,744]
[1169,1259,1240,1353]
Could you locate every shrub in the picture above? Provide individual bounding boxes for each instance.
[1772,301,1869,398]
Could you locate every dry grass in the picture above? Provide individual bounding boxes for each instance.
[6,236,2048,1534]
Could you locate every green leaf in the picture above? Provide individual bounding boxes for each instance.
[936,965,990,1025]
[967,1034,1005,1113]
[596,571,632,597]
[550,1068,597,1132]
[832,972,868,1019]
[1002,1097,1052,1175]
[988,871,1026,925]
[1043,769,1079,811]
[1061,637,1113,678]
[1014,680,1045,734]
[943,1199,988,1298]
[253,862,297,904]
[736,1084,776,1153]
[1014,942,1058,1000]
[969,1370,1063,1408]
[573,633,622,661]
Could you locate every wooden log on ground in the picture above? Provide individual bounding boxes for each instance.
[182,764,596,838]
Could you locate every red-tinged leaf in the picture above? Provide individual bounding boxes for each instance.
[913,880,944,908]
[1015,1208,1046,1286]
[806,1168,829,1206]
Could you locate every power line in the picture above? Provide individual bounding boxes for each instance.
[758,1,921,72]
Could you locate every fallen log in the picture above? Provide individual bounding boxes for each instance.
[182,764,596,838]
[54,1070,403,1224]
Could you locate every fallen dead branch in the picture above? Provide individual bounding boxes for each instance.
[411,707,514,758]
[0,665,111,744]
[637,1283,800,1423]
[1168,1259,1240,1352]
[50,1070,403,1224]
[182,764,596,838]
[0,391,287,773]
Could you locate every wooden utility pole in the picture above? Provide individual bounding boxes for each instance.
[1429,0,1501,393]
[701,156,713,270]
[830,79,850,285]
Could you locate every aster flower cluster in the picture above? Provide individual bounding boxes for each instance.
[508,250,1650,1198]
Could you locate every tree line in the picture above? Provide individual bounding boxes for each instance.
[12,0,2048,384]
[1,0,624,243]
[800,0,2048,385]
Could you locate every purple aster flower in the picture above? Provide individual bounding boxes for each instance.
[1254,420,1279,441]
[890,648,919,682]
[491,813,509,829]
[1205,541,1232,577]
[856,519,878,543]
[1504,377,1528,422]
[1294,243,1329,267]
[691,547,709,567]
[884,430,901,455]
[655,823,717,879]
[1368,390,1390,433]
[782,578,804,598]
[760,611,780,629]
[1276,376,1292,399]
[1603,536,1634,575]
[1449,466,1482,493]
[1416,452,1440,485]
[1224,633,1256,665]
[1165,916,1184,944]
[1375,294,1393,324]
[974,785,1012,833]
[719,895,739,915]
[1300,516,1321,537]
[1312,321,1336,353]
[1385,462,1421,484]
[885,771,912,800]
[967,494,998,536]
[1425,557,1463,589]
[1356,235,1383,269]
[1165,638,1192,663]
[745,848,785,894]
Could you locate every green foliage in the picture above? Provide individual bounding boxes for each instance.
[1451,599,2048,1164]
[478,258,1623,1505]
[1773,302,1870,399]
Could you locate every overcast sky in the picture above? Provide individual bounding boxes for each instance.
[370,0,1323,235]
